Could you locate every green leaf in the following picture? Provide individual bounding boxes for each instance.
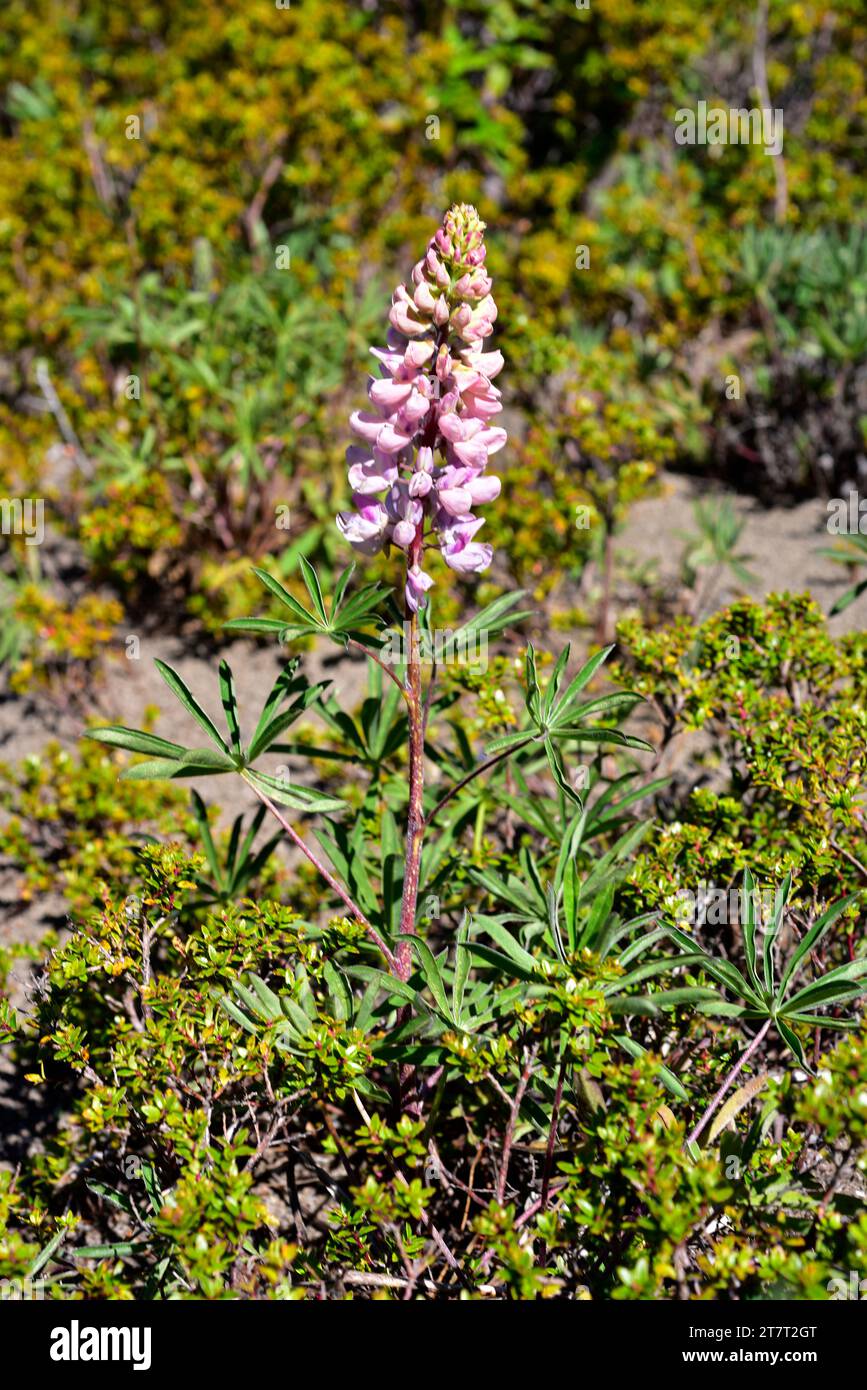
[397,935,452,1020]
[453,915,471,1025]
[331,563,356,615]
[830,577,867,615]
[550,644,614,722]
[218,660,242,755]
[72,1242,142,1260]
[279,992,316,1038]
[552,727,654,753]
[777,894,860,1000]
[299,556,328,624]
[120,751,235,781]
[763,872,792,996]
[247,974,283,1020]
[349,965,432,1013]
[154,660,230,754]
[243,770,346,814]
[782,957,867,1013]
[483,731,536,757]
[664,925,762,1007]
[323,960,352,1022]
[776,1017,810,1070]
[451,590,533,647]
[741,867,759,990]
[525,643,542,725]
[223,617,290,636]
[220,996,258,1033]
[87,726,188,759]
[615,1035,689,1102]
[544,735,582,806]
[466,942,536,982]
[251,567,318,626]
[470,915,537,973]
[26,1227,67,1279]
[543,643,571,721]
[190,791,221,882]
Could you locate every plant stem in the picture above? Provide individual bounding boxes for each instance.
[684,1017,772,1151]
[497,1043,539,1204]
[347,638,411,706]
[396,605,425,982]
[423,737,535,829]
[540,1049,568,1211]
[248,781,397,972]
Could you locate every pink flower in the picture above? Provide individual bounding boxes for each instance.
[338,204,505,608]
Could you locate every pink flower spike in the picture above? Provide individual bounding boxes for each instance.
[406,565,434,612]
[392,518,417,549]
[376,422,415,453]
[452,438,489,469]
[350,410,387,443]
[340,204,505,606]
[466,474,501,505]
[475,426,508,455]
[444,541,493,574]
[404,340,436,368]
[368,378,414,410]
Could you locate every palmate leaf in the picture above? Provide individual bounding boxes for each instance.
[242,769,345,814]
[154,660,229,754]
[90,653,347,816]
[225,563,390,650]
[483,644,651,766]
[656,872,864,1082]
[449,590,534,650]
[763,871,792,995]
[777,893,860,999]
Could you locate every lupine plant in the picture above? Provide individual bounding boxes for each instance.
[89,206,652,1008]
[4,206,851,1301]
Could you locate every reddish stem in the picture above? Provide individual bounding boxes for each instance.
[684,1017,771,1151]
[248,782,397,972]
[396,584,426,981]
